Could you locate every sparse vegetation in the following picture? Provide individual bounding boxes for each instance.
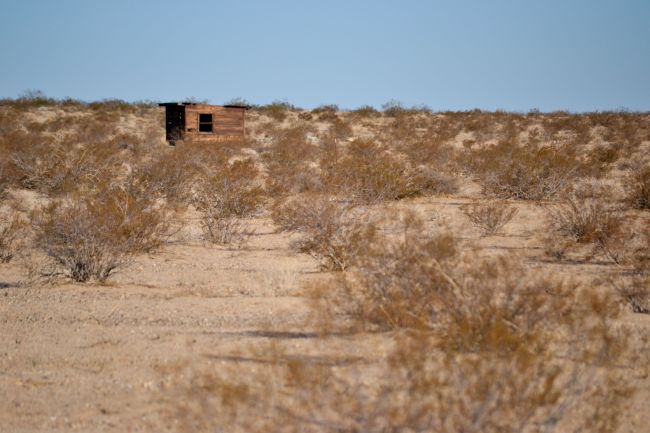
[168,213,633,433]
[2,97,650,432]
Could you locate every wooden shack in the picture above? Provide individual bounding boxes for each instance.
[158,102,248,144]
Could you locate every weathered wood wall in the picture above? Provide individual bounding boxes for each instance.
[183,104,245,141]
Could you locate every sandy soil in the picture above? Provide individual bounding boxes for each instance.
[1,197,649,432]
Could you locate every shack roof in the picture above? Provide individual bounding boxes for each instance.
[158,102,250,109]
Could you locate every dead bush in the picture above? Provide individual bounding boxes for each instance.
[461,200,518,236]
[272,195,377,271]
[32,188,170,282]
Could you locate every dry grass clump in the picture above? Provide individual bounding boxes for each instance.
[272,195,377,271]
[461,200,518,236]
[165,212,632,433]
[472,141,581,200]
[193,159,263,245]
[31,187,170,282]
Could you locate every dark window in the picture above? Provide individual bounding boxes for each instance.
[199,113,213,133]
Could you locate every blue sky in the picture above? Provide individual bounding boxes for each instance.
[1,0,649,111]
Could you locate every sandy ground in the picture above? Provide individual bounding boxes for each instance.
[1,197,649,432]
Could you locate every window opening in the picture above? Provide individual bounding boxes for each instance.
[199,113,213,133]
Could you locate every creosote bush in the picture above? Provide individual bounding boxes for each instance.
[32,188,170,282]
[461,200,518,236]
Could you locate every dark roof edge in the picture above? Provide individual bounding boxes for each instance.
[158,102,250,109]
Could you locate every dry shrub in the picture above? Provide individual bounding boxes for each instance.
[546,195,623,261]
[382,100,431,117]
[198,214,253,247]
[193,159,262,245]
[473,141,581,200]
[411,164,458,195]
[624,165,650,210]
[263,126,321,195]
[127,149,196,208]
[256,101,295,122]
[461,200,518,236]
[272,195,376,271]
[0,210,25,263]
[2,130,125,196]
[587,142,623,171]
[165,213,632,433]
[31,187,170,282]
[611,223,650,314]
[311,104,339,122]
[322,140,449,203]
[351,105,381,118]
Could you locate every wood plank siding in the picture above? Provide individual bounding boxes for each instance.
[159,102,247,143]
